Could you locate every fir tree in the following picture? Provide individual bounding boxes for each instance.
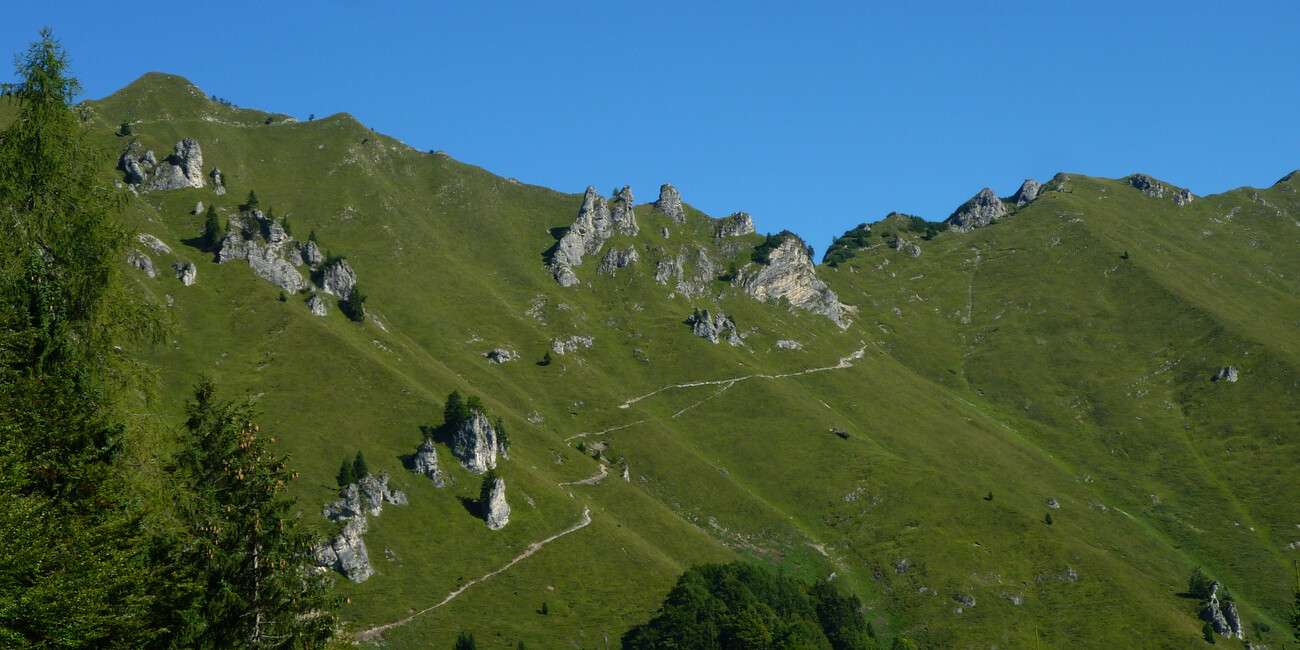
[242,190,260,212]
[337,459,356,487]
[444,390,467,429]
[340,284,367,322]
[495,418,510,452]
[453,631,477,650]
[203,203,223,250]
[353,451,369,480]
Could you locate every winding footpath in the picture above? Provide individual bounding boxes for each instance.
[558,463,609,487]
[354,506,593,643]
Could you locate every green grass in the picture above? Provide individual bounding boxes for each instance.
[55,73,1300,648]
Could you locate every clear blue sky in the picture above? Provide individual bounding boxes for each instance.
[7,2,1299,254]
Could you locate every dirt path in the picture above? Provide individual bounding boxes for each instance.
[619,343,867,409]
[558,463,608,486]
[354,506,593,643]
[565,420,646,442]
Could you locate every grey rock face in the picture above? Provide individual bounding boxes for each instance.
[145,139,205,191]
[952,594,976,608]
[316,473,407,582]
[598,247,639,275]
[715,212,756,237]
[653,183,686,222]
[484,477,510,530]
[550,335,594,355]
[895,237,921,258]
[1213,366,1239,383]
[1128,174,1163,198]
[946,188,1008,232]
[137,233,171,255]
[452,412,498,474]
[1199,581,1242,639]
[484,348,516,364]
[893,558,911,574]
[550,186,617,285]
[193,201,204,215]
[1012,179,1040,207]
[299,240,324,267]
[411,438,446,487]
[216,226,253,263]
[1047,498,1060,509]
[741,236,850,328]
[775,339,803,350]
[357,473,407,516]
[611,185,638,236]
[1222,601,1243,639]
[321,258,357,300]
[172,260,196,286]
[210,167,226,195]
[686,309,740,345]
[117,143,148,185]
[307,294,327,316]
[126,251,155,278]
[247,244,307,293]
[1176,187,1195,205]
[654,248,718,298]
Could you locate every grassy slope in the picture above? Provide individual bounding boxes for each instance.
[55,73,1300,648]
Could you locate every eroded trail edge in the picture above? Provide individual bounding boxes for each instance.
[354,506,593,643]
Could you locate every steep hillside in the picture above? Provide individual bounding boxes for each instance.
[63,74,1300,648]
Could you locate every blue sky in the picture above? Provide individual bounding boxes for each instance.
[7,2,1299,253]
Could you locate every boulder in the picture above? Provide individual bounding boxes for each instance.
[210,167,226,195]
[192,201,204,215]
[246,245,307,293]
[742,235,850,328]
[775,339,802,350]
[1047,498,1060,509]
[321,258,357,299]
[484,477,510,530]
[172,260,197,286]
[686,309,740,345]
[653,183,686,222]
[316,474,407,583]
[550,335,594,355]
[117,143,147,185]
[1213,366,1239,383]
[1176,187,1195,206]
[452,412,498,474]
[483,348,516,364]
[610,185,638,236]
[145,139,205,191]
[126,250,155,277]
[895,237,921,258]
[598,246,639,275]
[952,594,976,608]
[411,438,446,487]
[137,233,171,255]
[1012,179,1040,207]
[299,240,324,266]
[945,188,1007,232]
[307,294,327,316]
[715,212,756,237]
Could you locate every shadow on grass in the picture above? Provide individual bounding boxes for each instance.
[457,495,486,522]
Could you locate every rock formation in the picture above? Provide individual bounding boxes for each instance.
[315,472,407,582]
[144,139,205,191]
[598,247,639,275]
[210,167,226,195]
[299,240,324,267]
[172,260,196,286]
[550,335,594,355]
[411,438,446,487]
[654,248,719,298]
[1128,174,1194,205]
[610,185,638,236]
[307,293,327,316]
[192,201,204,215]
[653,183,686,222]
[452,412,498,474]
[483,348,515,363]
[126,251,155,277]
[1213,366,1239,383]
[1012,179,1040,207]
[946,188,1007,232]
[321,258,357,299]
[741,235,850,328]
[215,211,308,293]
[895,237,921,258]
[715,212,756,237]
[137,233,171,255]
[484,476,510,530]
[1199,581,1244,640]
[117,142,149,185]
[775,339,802,350]
[686,309,740,345]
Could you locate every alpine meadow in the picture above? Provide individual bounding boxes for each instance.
[3,29,1300,650]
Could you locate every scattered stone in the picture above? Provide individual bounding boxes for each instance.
[550,335,594,355]
[775,339,803,350]
[307,294,327,316]
[946,188,1008,232]
[893,558,911,574]
[686,309,740,345]
[741,235,850,328]
[653,183,686,222]
[192,201,204,215]
[952,594,975,608]
[137,233,171,255]
[1012,179,1040,207]
[411,438,447,487]
[1213,366,1239,383]
[321,258,357,299]
[715,211,756,237]
[126,250,155,277]
[598,247,639,275]
[895,236,921,258]
[484,477,510,530]
[484,348,516,364]
[452,412,499,474]
[172,260,196,286]
[1047,498,1060,509]
[1000,592,1024,606]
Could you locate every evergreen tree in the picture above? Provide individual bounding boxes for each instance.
[479,468,499,516]
[174,378,336,648]
[465,395,485,415]
[541,350,552,366]
[0,29,165,648]
[453,631,477,650]
[336,459,355,487]
[495,418,510,452]
[242,190,260,212]
[444,390,467,429]
[353,451,369,480]
[203,203,223,250]
[340,284,367,322]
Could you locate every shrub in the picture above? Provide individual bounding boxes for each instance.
[1189,566,1214,600]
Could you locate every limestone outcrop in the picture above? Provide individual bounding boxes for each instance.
[715,212,756,237]
[411,438,446,487]
[321,258,357,299]
[215,211,308,293]
[137,233,171,255]
[484,477,510,530]
[653,183,686,222]
[550,335,594,355]
[452,412,498,474]
[550,186,639,285]
[598,247,639,275]
[483,348,516,364]
[172,260,196,286]
[210,167,226,195]
[686,309,740,345]
[145,139,205,191]
[299,240,324,267]
[895,237,921,258]
[1199,581,1244,640]
[611,185,638,236]
[307,294,327,316]
[315,472,407,582]
[741,236,850,328]
[126,250,155,277]
[1213,366,1239,383]
[654,248,718,298]
[1012,179,1040,207]
[1128,174,1195,205]
[946,188,1007,232]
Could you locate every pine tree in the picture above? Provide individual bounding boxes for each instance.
[453,631,477,650]
[203,203,223,249]
[175,378,336,648]
[444,390,467,429]
[353,451,369,480]
[0,29,164,647]
[242,190,260,212]
[340,284,367,322]
[337,459,355,487]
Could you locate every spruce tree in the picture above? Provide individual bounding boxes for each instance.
[453,631,477,650]
[203,203,223,250]
[444,390,467,428]
[337,459,356,487]
[242,190,260,212]
[353,451,369,480]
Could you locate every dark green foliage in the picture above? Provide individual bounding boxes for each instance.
[1044,512,1053,525]
[340,284,367,322]
[279,215,291,237]
[337,459,355,487]
[621,561,874,649]
[278,291,287,302]
[241,190,260,212]
[890,638,918,650]
[1289,561,1299,638]
[172,378,336,648]
[353,451,368,480]
[202,204,223,250]
[453,631,477,650]
[444,391,468,429]
[1202,621,1216,643]
[118,120,132,136]
[541,350,552,366]
[495,418,510,451]
[985,491,994,501]
[752,231,798,265]
[479,468,499,516]
[823,223,873,266]
[1121,250,1130,260]
[719,261,740,281]
[307,229,317,243]
[1189,566,1214,601]
[540,602,548,615]
[466,395,485,415]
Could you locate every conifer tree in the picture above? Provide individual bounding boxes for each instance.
[479,468,499,516]
[337,459,356,487]
[444,390,467,428]
[203,203,223,249]
[353,451,369,480]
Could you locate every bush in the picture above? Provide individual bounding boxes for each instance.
[118,120,132,136]
[1189,566,1214,600]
